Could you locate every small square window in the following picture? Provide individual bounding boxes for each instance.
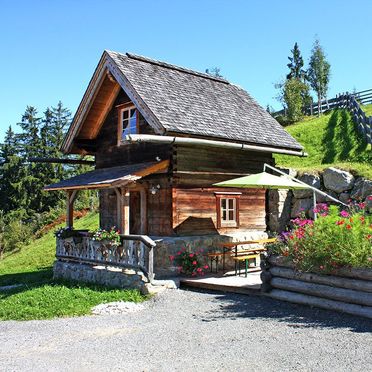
[120,106,137,140]
[216,194,240,228]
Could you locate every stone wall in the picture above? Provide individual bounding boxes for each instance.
[54,261,148,291]
[153,230,268,277]
[268,167,372,233]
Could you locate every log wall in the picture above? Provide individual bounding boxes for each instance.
[261,255,372,319]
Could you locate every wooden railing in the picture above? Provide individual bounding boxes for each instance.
[56,232,156,282]
[337,93,372,145]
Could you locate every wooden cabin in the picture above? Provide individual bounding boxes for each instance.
[46,51,304,276]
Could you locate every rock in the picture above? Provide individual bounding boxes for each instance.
[151,279,178,289]
[323,167,355,193]
[339,192,351,205]
[350,178,372,201]
[92,301,145,315]
[366,197,372,213]
[292,174,320,199]
[267,189,292,233]
[291,198,314,218]
[141,283,168,296]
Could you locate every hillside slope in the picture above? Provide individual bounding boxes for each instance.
[0,212,99,286]
[275,108,372,178]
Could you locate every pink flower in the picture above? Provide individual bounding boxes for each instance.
[196,267,202,273]
[189,253,194,258]
[359,202,366,209]
[192,261,197,265]
[169,255,175,262]
[177,251,181,255]
[204,265,209,269]
[367,196,372,201]
[340,210,349,218]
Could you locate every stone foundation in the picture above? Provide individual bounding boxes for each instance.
[53,261,148,291]
[152,230,268,277]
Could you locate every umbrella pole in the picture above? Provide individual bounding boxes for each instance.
[313,190,317,220]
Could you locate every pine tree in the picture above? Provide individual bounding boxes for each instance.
[286,42,307,82]
[0,126,28,212]
[205,67,223,78]
[308,39,331,116]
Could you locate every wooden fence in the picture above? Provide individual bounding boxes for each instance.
[336,93,372,145]
[56,232,156,281]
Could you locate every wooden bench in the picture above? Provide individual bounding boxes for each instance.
[207,238,276,273]
[232,253,260,277]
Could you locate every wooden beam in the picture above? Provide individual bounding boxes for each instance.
[66,190,78,228]
[114,188,123,233]
[29,157,95,166]
[140,187,147,234]
[123,189,130,235]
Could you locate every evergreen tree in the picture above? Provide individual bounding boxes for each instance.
[205,67,223,78]
[308,39,331,116]
[286,42,307,82]
[0,126,28,212]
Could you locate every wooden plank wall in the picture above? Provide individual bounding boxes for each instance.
[172,144,274,187]
[95,91,171,169]
[172,187,266,236]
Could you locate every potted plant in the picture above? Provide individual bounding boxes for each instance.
[91,227,121,260]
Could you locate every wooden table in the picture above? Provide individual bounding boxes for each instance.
[214,238,276,274]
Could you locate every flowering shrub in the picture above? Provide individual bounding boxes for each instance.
[92,227,121,245]
[270,203,372,272]
[169,248,209,276]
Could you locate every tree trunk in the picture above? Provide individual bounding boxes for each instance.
[318,92,321,116]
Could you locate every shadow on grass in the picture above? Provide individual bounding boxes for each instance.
[0,268,53,287]
[186,288,372,334]
[322,109,369,164]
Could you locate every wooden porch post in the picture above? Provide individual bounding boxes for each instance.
[140,187,148,234]
[123,188,130,235]
[115,187,130,235]
[66,190,78,228]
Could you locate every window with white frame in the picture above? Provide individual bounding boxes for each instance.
[121,106,137,139]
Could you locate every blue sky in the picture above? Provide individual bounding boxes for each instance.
[1,0,371,141]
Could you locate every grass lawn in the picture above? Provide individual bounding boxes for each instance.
[0,212,146,321]
[361,103,372,117]
[275,109,372,178]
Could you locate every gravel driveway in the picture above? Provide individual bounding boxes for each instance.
[0,289,371,372]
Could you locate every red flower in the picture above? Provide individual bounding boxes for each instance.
[336,220,344,226]
[192,261,197,265]
[169,255,175,262]
[346,224,352,230]
[319,265,324,270]
[367,234,372,240]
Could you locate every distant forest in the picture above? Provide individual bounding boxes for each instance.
[0,102,92,256]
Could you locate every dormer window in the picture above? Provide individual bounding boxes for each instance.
[117,103,138,143]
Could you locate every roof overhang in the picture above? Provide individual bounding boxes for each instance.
[62,51,165,154]
[44,160,169,191]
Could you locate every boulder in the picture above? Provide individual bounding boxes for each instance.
[291,198,314,218]
[350,178,372,200]
[292,174,320,199]
[339,192,351,205]
[323,167,355,193]
[267,189,292,232]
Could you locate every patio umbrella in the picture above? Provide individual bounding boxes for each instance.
[213,172,309,190]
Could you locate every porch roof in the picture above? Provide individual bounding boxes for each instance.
[44,160,169,191]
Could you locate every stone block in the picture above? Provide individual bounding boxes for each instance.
[291,198,314,218]
[350,178,372,201]
[323,167,355,193]
[292,174,320,199]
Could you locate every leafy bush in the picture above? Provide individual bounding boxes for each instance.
[272,202,372,272]
[169,248,209,276]
[283,78,310,123]
[3,219,33,254]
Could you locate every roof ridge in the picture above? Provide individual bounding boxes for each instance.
[110,51,229,84]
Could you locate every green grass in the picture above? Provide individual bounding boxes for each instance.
[0,212,146,321]
[275,109,372,178]
[361,103,372,117]
[0,281,144,321]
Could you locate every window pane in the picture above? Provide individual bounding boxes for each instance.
[122,110,128,120]
[228,199,234,209]
[229,210,234,220]
[221,199,226,209]
[222,210,227,221]
[130,108,136,118]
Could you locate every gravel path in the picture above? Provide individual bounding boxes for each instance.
[0,289,371,372]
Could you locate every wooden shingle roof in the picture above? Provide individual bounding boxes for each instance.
[106,51,303,151]
[63,51,303,153]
